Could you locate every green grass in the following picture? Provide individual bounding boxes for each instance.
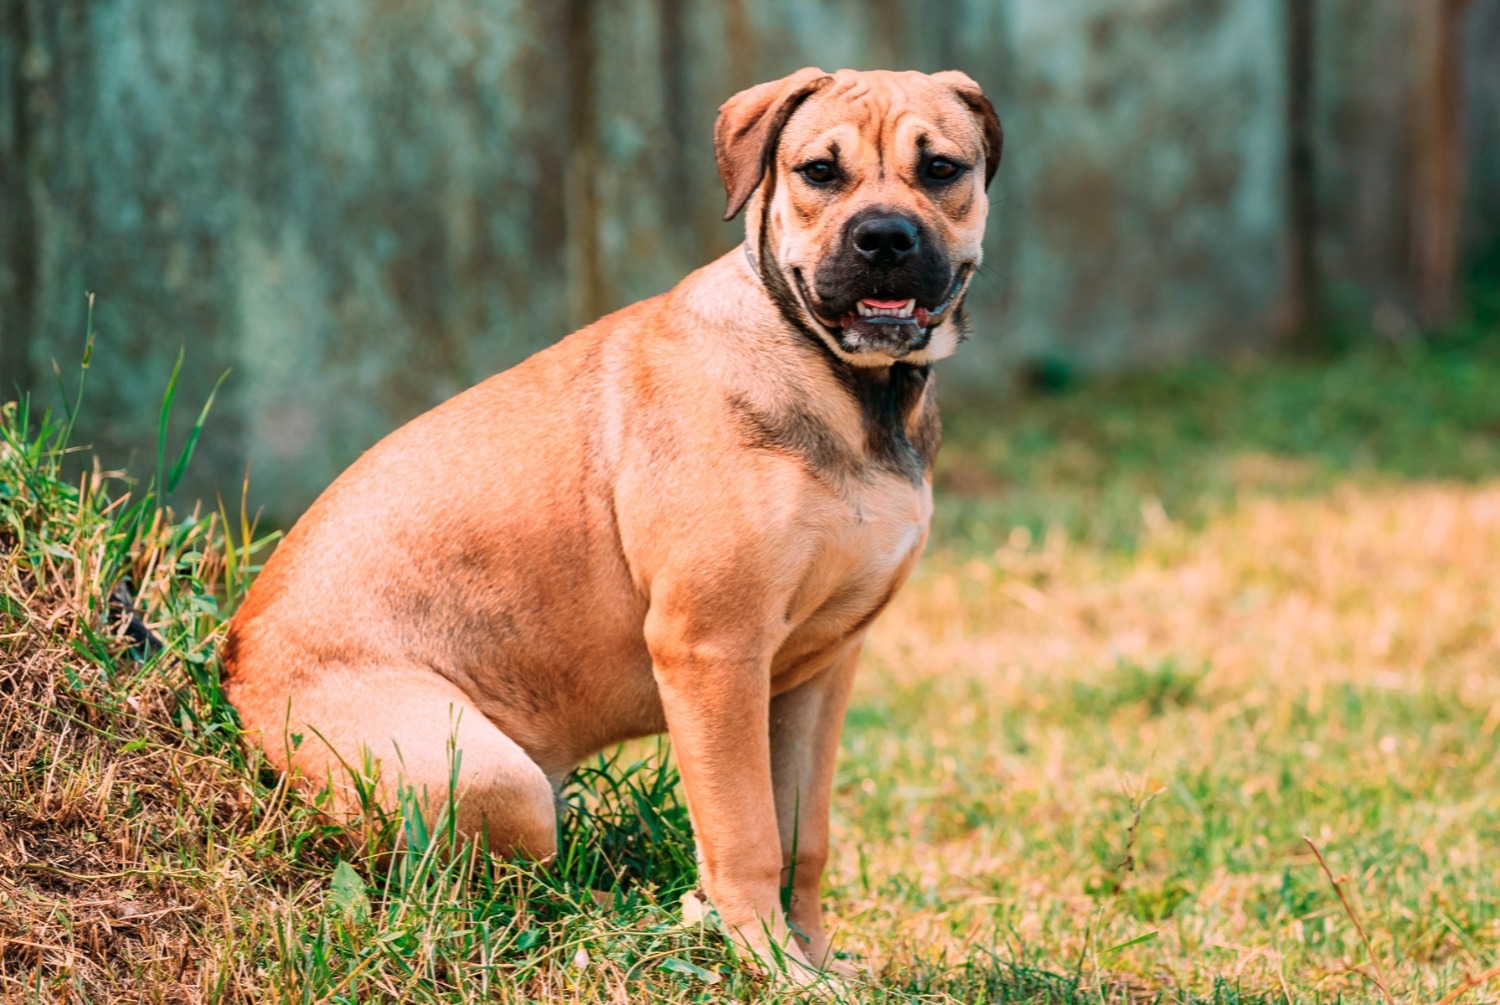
[3,330,1500,1002]
[935,336,1500,553]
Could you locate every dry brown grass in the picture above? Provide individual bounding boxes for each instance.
[0,441,337,1001]
[835,477,1500,999]
[879,479,1500,693]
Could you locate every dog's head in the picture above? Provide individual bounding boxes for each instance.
[717,68,1002,367]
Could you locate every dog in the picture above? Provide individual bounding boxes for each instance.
[222,67,1000,976]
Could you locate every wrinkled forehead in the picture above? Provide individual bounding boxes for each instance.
[780,71,980,163]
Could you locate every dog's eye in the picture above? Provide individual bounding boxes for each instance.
[799,161,839,185]
[924,158,965,183]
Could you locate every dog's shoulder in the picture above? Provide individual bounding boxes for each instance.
[725,392,850,476]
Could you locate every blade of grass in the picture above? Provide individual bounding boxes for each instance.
[1435,964,1500,1005]
[56,291,97,450]
[167,369,230,494]
[155,348,184,506]
[1304,836,1395,1005]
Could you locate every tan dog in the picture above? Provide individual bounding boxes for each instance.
[223,67,1000,974]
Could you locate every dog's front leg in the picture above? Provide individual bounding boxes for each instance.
[771,638,860,973]
[645,610,810,972]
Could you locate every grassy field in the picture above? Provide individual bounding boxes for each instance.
[3,332,1500,1002]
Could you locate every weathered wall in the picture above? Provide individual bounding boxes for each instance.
[1,0,1496,518]
[1465,0,1500,276]
[1000,0,1287,370]
[1314,0,1488,330]
[4,0,582,502]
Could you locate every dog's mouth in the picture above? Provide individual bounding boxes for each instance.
[792,265,973,359]
[849,297,925,325]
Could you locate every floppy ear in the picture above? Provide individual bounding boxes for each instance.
[932,70,1004,189]
[714,67,832,221]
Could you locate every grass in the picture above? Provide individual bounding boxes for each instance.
[935,335,1500,553]
[3,326,1500,1002]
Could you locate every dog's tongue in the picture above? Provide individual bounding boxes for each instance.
[860,298,910,309]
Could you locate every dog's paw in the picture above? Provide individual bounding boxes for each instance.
[680,887,712,926]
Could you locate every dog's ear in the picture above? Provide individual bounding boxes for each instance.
[715,67,832,222]
[933,70,1004,189]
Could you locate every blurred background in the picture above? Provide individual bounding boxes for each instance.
[1,0,1498,521]
[7,7,1500,994]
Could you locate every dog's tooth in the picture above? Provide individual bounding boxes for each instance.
[857,302,872,316]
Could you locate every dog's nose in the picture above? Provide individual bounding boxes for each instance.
[852,215,920,264]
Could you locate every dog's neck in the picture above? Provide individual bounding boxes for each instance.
[830,360,937,486]
[680,250,941,486]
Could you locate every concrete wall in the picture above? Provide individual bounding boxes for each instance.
[1,0,1496,518]
[1465,0,1500,276]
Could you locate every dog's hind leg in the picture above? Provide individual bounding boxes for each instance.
[236,663,558,858]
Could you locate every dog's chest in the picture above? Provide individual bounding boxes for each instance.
[773,477,931,684]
